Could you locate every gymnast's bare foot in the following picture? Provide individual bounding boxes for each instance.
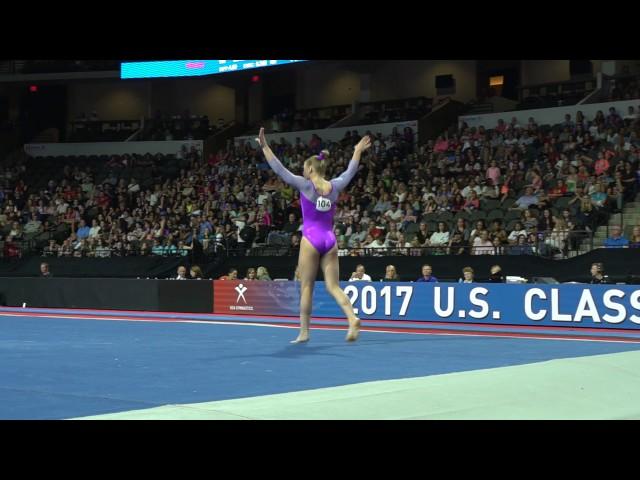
[291,330,310,343]
[346,317,361,342]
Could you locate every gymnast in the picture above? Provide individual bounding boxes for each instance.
[256,128,371,342]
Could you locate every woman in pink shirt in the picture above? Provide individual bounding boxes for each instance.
[434,135,449,153]
[594,155,610,176]
[486,160,501,186]
[463,191,480,212]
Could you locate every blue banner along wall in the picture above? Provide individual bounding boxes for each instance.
[214,281,640,330]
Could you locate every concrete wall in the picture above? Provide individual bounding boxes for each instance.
[370,60,477,103]
[150,78,235,122]
[521,60,604,86]
[67,78,235,123]
[296,63,361,110]
[67,80,150,122]
[295,60,478,109]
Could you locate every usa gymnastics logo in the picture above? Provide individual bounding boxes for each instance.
[231,283,253,311]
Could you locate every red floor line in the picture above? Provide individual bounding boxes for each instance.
[4,311,640,344]
[2,306,640,335]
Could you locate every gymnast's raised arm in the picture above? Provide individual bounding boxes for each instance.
[332,135,371,191]
[256,127,306,189]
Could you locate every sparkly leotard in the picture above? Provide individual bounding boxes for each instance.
[265,154,359,256]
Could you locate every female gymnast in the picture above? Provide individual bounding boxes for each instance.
[256,128,371,343]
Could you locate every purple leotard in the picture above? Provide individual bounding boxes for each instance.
[264,153,359,256]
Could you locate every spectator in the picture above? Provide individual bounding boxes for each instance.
[623,106,638,121]
[381,265,399,281]
[40,262,52,278]
[282,213,301,234]
[88,219,101,239]
[349,264,372,282]
[452,218,470,244]
[429,222,450,253]
[415,222,431,246]
[488,265,505,283]
[393,233,411,255]
[522,209,539,231]
[219,268,238,280]
[94,239,111,258]
[472,231,494,255]
[512,187,539,210]
[486,160,500,186]
[256,266,272,281]
[43,239,59,257]
[507,222,527,244]
[337,239,349,257]
[589,263,609,284]
[544,217,569,257]
[74,219,90,239]
[245,268,257,280]
[289,234,301,253]
[629,226,640,248]
[508,234,534,255]
[463,191,480,212]
[416,264,438,282]
[176,265,188,280]
[190,265,203,279]
[366,235,386,251]
[603,225,629,248]
[24,213,42,236]
[448,232,466,255]
[539,209,555,232]
[459,267,474,283]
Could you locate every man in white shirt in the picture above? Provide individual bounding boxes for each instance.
[127,178,140,195]
[349,264,372,282]
[384,203,405,222]
[89,219,101,239]
[623,106,638,121]
[257,189,270,206]
[461,180,482,199]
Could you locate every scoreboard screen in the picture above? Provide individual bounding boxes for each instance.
[120,60,307,79]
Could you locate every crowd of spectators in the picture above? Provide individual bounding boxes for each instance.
[1,101,639,262]
[608,73,640,102]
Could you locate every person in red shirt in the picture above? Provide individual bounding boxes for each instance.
[594,154,610,176]
[548,179,568,198]
[219,268,238,280]
[434,135,449,153]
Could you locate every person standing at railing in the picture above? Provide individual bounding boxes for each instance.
[603,225,629,248]
[472,231,494,255]
[429,222,450,255]
[448,232,466,255]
